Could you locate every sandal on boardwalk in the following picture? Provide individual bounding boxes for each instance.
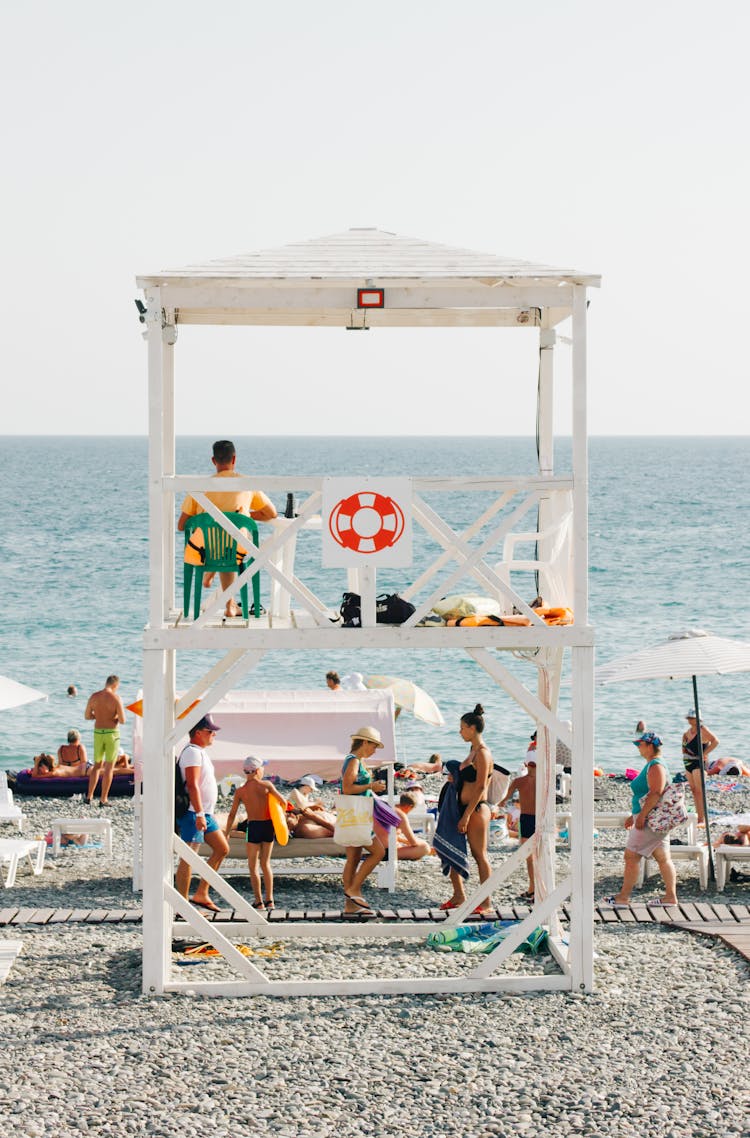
[438,899,460,911]
[600,896,631,908]
[345,894,373,912]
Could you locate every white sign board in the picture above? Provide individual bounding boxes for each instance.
[322,477,412,567]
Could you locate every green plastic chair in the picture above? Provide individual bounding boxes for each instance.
[183,511,261,620]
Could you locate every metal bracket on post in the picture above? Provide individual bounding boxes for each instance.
[540,329,556,350]
[161,310,177,346]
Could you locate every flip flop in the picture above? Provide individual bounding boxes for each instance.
[345,894,373,911]
[190,897,220,912]
[518,890,535,900]
[342,909,375,918]
[472,907,495,919]
[438,899,460,911]
[599,896,631,908]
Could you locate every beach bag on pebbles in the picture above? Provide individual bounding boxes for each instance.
[334,794,374,846]
[640,783,688,833]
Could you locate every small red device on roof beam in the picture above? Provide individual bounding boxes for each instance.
[357,288,384,308]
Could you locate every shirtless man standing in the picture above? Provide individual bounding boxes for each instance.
[499,755,537,900]
[84,675,125,806]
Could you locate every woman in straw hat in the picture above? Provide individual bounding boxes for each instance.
[340,726,388,916]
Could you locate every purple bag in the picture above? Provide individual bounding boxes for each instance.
[373,795,400,830]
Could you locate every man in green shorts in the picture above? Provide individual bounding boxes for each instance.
[84,675,125,806]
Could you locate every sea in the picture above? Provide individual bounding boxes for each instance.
[1,436,748,775]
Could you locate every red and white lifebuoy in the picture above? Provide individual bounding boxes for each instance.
[329,491,405,554]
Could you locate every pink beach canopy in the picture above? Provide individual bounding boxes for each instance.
[132,689,397,781]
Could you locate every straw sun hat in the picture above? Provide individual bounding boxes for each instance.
[350,726,384,748]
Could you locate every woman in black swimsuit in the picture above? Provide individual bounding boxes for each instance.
[442,704,494,917]
[681,710,718,825]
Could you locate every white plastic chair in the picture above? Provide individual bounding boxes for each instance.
[495,493,573,612]
[0,772,25,832]
[0,838,45,887]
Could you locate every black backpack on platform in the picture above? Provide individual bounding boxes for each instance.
[340,591,416,627]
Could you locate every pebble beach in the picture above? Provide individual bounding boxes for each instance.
[1,774,749,1138]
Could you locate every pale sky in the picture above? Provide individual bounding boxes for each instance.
[1,0,748,436]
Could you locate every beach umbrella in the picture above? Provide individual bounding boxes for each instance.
[0,675,48,712]
[596,628,750,883]
[364,675,445,726]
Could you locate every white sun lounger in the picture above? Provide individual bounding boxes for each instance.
[0,772,26,831]
[715,844,750,891]
[0,940,24,985]
[0,839,46,888]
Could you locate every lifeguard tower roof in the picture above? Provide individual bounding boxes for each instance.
[137,228,599,328]
[138,226,600,286]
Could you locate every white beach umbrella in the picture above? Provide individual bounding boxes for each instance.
[364,675,445,726]
[0,674,48,712]
[596,629,750,883]
[596,629,750,685]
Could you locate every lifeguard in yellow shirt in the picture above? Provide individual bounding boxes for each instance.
[177,439,277,617]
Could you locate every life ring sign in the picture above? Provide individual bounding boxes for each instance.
[322,477,413,567]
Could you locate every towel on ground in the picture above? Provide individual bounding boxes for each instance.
[433,760,469,880]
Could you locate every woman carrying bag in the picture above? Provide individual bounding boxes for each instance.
[337,727,388,916]
[604,731,678,907]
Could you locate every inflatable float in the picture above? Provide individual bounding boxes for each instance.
[9,769,135,798]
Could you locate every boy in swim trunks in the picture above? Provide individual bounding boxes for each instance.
[499,756,537,899]
[224,756,288,910]
[84,675,125,805]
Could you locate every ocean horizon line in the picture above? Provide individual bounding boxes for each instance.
[2,432,749,441]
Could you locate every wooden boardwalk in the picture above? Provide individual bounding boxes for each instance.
[0,901,748,928]
[1,902,748,962]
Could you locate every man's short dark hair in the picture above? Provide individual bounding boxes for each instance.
[399,792,417,808]
[212,440,236,463]
[106,675,119,687]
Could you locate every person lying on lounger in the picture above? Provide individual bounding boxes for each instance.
[286,776,336,837]
[706,756,750,777]
[712,825,750,849]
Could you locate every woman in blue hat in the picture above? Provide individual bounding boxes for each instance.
[604,731,677,907]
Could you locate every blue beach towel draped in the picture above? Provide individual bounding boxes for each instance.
[433,760,469,880]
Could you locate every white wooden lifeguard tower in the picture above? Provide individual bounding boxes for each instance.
[136,228,600,997]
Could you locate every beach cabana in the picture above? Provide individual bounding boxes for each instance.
[136,228,600,997]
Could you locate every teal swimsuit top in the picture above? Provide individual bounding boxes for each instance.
[341,753,371,795]
[630,758,667,814]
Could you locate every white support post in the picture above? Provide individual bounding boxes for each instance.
[162,310,176,617]
[359,565,376,627]
[534,653,560,920]
[569,645,594,993]
[141,647,173,995]
[538,319,555,478]
[146,289,166,629]
[537,318,556,602]
[571,286,589,625]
